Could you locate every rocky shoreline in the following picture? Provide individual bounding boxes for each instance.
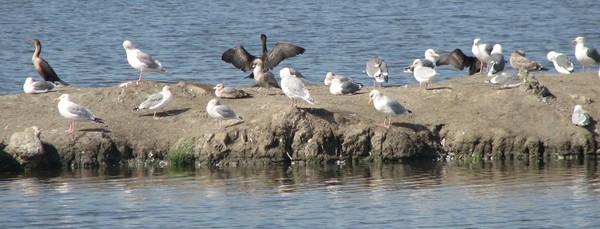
[1,72,599,171]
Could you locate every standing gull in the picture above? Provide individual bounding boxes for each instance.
[472,38,493,73]
[206,99,243,130]
[436,49,481,75]
[572,105,591,127]
[123,40,166,83]
[404,49,439,73]
[23,76,55,94]
[509,49,548,72]
[133,85,173,119]
[487,44,505,76]
[31,39,69,85]
[213,84,250,99]
[366,56,389,87]
[54,94,104,133]
[280,67,314,108]
[546,51,574,74]
[572,37,600,71]
[411,59,439,90]
[221,34,305,77]
[368,90,412,129]
[251,59,280,89]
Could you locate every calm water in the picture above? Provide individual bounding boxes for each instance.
[1,160,599,228]
[1,0,599,95]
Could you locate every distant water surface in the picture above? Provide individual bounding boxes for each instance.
[1,160,599,228]
[1,0,598,94]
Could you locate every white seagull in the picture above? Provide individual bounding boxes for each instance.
[368,90,412,129]
[280,67,314,108]
[133,85,173,119]
[123,40,166,83]
[403,49,439,73]
[472,38,493,73]
[572,105,591,127]
[330,77,362,95]
[23,76,55,94]
[546,51,574,74]
[411,59,439,90]
[206,98,243,130]
[366,56,389,87]
[572,36,600,71]
[487,44,505,76]
[55,94,104,134]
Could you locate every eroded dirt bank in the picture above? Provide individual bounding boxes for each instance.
[1,72,599,171]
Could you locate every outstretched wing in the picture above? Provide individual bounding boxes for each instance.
[221,46,256,72]
[265,43,305,70]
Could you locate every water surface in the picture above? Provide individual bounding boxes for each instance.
[1,160,599,228]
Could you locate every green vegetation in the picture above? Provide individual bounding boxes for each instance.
[166,142,195,168]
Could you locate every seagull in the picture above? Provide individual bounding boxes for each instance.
[546,51,574,74]
[221,34,305,77]
[324,72,354,86]
[572,36,600,71]
[329,77,362,95]
[123,40,166,83]
[206,98,243,130]
[368,90,412,129]
[366,56,389,87]
[133,85,173,119]
[487,44,505,76]
[436,49,481,75]
[279,67,314,108]
[31,39,69,85]
[213,84,250,99]
[251,59,280,89]
[403,49,439,73]
[54,94,104,134]
[411,59,439,90]
[23,76,55,94]
[487,72,523,88]
[509,49,548,72]
[572,104,591,127]
[472,38,493,73]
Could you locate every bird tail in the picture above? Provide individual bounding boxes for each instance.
[245,72,255,79]
[406,109,413,115]
[356,83,364,89]
[59,80,70,86]
[155,60,166,73]
[132,107,140,111]
[304,96,315,105]
[94,118,104,124]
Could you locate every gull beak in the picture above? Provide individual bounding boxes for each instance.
[572,39,577,44]
[368,98,372,105]
[53,97,60,102]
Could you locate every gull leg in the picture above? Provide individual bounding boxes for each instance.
[153,111,161,120]
[137,70,144,85]
[66,122,75,133]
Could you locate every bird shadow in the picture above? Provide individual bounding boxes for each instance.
[582,117,598,137]
[392,122,430,132]
[426,86,454,91]
[139,108,191,117]
[226,120,245,128]
[78,128,111,133]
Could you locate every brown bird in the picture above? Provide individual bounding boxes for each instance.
[213,84,250,99]
[221,34,305,78]
[31,39,69,85]
[509,49,548,72]
[436,49,481,75]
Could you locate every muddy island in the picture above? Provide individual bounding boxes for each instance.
[1,72,598,171]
